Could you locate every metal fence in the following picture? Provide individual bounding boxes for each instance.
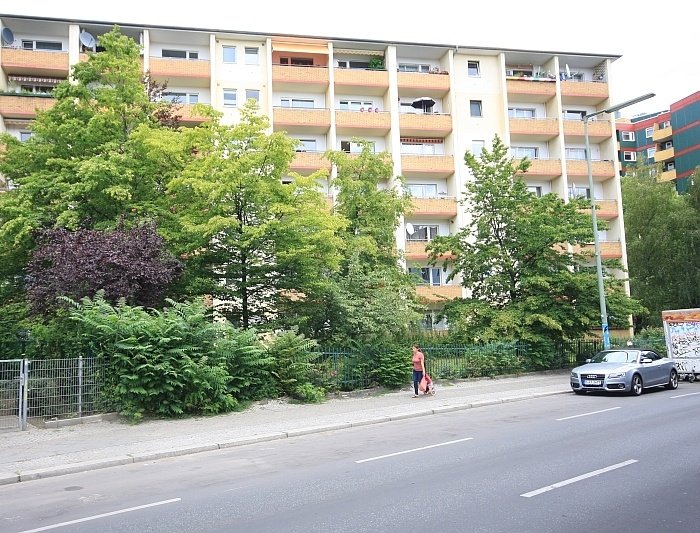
[0,356,105,431]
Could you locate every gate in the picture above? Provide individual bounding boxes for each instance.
[0,359,27,431]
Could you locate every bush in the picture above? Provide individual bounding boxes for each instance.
[267,330,325,402]
[372,346,410,389]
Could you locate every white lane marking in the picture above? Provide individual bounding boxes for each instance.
[19,498,181,532]
[355,437,473,463]
[520,460,637,498]
[556,406,621,421]
[671,391,700,398]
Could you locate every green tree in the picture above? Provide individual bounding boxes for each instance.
[167,101,344,329]
[428,135,642,348]
[621,165,700,328]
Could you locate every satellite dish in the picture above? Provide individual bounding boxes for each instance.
[565,64,571,78]
[406,223,415,235]
[79,30,96,51]
[1,27,14,46]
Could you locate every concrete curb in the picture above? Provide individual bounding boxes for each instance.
[2,389,570,486]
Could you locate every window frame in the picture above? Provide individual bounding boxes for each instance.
[244,47,259,65]
[162,49,199,60]
[467,61,480,77]
[645,127,654,138]
[222,46,237,64]
[223,88,237,107]
[245,89,260,103]
[621,131,635,142]
[469,100,483,117]
[623,151,637,162]
[281,98,315,109]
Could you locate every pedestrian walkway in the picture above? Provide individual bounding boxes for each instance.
[0,371,571,485]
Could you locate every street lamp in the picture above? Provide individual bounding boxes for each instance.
[583,92,655,349]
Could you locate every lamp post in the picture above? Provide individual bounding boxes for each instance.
[583,92,655,349]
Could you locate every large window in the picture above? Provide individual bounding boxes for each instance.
[406,225,439,242]
[341,140,375,153]
[562,109,586,120]
[409,267,441,286]
[223,46,236,63]
[398,63,431,73]
[245,47,259,65]
[19,84,54,94]
[407,183,438,198]
[623,151,637,162]
[645,127,654,138]
[22,40,62,51]
[565,147,587,160]
[281,98,314,108]
[339,100,374,111]
[337,59,371,69]
[163,92,199,104]
[621,131,635,142]
[223,89,237,107]
[472,140,485,154]
[245,89,260,103]
[470,100,483,117]
[568,185,591,199]
[511,147,538,159]
[467,61,480,77]
[279,57,314,66]
[295,139,317,152]
[508,107,536,119]
[647,147,656,158]
[162,49,198,59]
[400,139,442,155]
[527,185,542,197]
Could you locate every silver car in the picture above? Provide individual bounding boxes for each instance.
[570,348,678,396]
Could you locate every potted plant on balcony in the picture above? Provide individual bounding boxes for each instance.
[368,56,385,70]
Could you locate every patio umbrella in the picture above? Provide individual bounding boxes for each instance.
[411,96,436,113]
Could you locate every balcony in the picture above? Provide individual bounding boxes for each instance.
[408,197,458,218]
[654,146,674,163]
[397,71,450,98]
[334,68,389,96]
[416,284,462,303]
[399,113,452,137]
[509,118,559,142]
[148,57,211,87]
[575,241,623,260]
[563,118,612,143]
[560,80,609,106]
[658,168,677,183]
[272,65,329,93]
[335,110,391,136]
[401,154,454,179]
[405,240,455,261]
[178,103,211,125]
[1,48,70,77]
[565,159,615,181]
[506,78,556,103]
[579,199,619,220]
[289,151,332,176]
[653,125,673,142]
[514,158,562,179]
[272,107,331,134]
[0,93,54,118]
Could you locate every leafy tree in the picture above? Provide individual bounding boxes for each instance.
[427,135,643,350]
[621,165,700,328]
[167,101,344,329]
[26,222,182,314]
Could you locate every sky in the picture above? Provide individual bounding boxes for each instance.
[2,0,697,118]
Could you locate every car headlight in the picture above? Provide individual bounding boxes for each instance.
[608,371,626,379]
[570,371,578,379]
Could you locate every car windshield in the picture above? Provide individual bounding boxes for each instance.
[591,350,638,364]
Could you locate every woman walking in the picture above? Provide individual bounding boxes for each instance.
[411,344,426,398]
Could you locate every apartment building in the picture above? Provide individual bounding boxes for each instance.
[0,14,629,331]
[617,91,700,192]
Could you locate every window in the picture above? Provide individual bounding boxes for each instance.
[245,47,259,65]
[281,98,314,108]
[645,127,653,138]
[470,100,482,117]
[341,140,374,153]
[163,92,199,104]
[19,131,32,142]
[400,141,441,155]
[407,183,438,198]
[511,147,538,159]
[472,140,485,154]
[660,120,671,129]
[19,84,54,94]
[245,89,260,103]
[280,57,314,66]
[162,49,198,59]
[623,151,637,162]
[565,147,587,160]
[508,108,536,119]
[22,40,62,51]
[527,185,542,197]
[647,147,656,158]
[621,131,635,142]
[223,89,237,107]
[467,61,480,77]
[666,162,675,171]
[562,109,586,120]
[568,186,590,199]
[295,139,317,152]
[339,100,374,111]
[223,46,236,63]
[664,141,673,150]
[408,267,441,286]
[407,225,439,242]
[398,63,431,73]
[337,59,371,69]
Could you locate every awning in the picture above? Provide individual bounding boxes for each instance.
[8,75,64,85]
[400,137,444,144]
[335,48,384,56]
[271,41,328,55]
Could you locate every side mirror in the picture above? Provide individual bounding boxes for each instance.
[585,358,592,363]
[641,358,652,364]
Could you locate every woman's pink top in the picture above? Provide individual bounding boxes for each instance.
[412,351,424,371]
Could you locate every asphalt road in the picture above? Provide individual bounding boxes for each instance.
[3,388,700,533]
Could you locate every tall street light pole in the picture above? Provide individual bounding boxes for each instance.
[583,92,655,349]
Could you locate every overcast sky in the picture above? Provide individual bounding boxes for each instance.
[3,0,696,117]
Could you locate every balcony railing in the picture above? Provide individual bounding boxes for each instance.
[289,151,332,174]
[560,80,609,105]
[149,57,211,82]
[563,118,612,141]
[658,168,677,183]
[565,159,615,180]
[401,154,454,178]
[1,48,70,77]
[513,158,562,178]
[0,93,54,118]
[408,197,458,218]
[415,284,462,303]
[399,113,452,137]
[335,109,391,134]
[574,241,623,260]
[405,240,455,260]
[654,147,674,163]
[579,199,619,220]
[397,71,450,97]
[506,78,557,102]
[334,68,389,93]
[272,107,332,133]
[272,64,329,88]
[653,125,673,142]
[509,117,559,141]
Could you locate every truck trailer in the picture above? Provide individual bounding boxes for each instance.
[662,308,700,382]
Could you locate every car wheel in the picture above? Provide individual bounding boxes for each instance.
[689,374,696,383]
[630,374,643,396]
[665,369,679,390]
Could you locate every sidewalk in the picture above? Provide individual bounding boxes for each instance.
[0,371,571,485]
